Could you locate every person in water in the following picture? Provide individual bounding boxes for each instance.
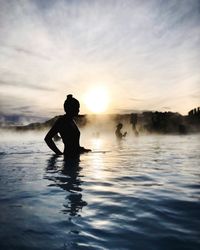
[44,94,91,157]
[115,123,127,139]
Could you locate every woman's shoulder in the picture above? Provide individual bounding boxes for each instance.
[53,115,66,125]
[56,115,72,125]
[56,115,65,121]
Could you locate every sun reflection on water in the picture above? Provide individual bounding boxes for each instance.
[88,138,109,180]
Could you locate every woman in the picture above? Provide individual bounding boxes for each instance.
[44,94,91,157]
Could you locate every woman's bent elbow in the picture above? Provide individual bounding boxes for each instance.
[44,135,50,144]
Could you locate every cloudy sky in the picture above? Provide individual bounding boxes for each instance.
[0,0,199,121]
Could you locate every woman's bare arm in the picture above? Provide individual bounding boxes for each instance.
[44,122,63,155]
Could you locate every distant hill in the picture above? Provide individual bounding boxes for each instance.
[0,113,49,127]
[0,115,87,131]
[1,109,200,134]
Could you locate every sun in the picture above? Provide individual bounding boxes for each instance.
[83,86,109,113]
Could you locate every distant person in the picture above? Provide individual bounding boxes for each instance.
[134,129,139,136]
[115,123,127,139]
[45,94,91,158]
[130,113,139,136]
[130,113,137,131]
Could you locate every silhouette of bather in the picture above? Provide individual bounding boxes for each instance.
[115,123,127,139]
[45,94,91,158]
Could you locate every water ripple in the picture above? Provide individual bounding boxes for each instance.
[0,134,200,249]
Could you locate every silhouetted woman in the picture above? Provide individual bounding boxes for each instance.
[45,94,91,158]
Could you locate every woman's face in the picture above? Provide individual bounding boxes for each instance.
[74,104,80,116]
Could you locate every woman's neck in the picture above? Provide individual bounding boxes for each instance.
[64,113,74,120]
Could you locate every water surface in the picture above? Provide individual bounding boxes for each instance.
[0,133,200,250]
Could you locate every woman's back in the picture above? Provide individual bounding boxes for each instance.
[55,115,80,156]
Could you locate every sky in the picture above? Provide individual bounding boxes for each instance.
[0,0,200,122]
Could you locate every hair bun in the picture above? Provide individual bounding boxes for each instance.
[67,94,73,100]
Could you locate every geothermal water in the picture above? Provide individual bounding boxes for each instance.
[0,131,200,250]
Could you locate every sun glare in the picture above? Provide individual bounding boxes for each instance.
[84,87,109,113]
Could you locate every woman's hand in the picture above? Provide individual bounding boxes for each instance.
[79,146,92,153]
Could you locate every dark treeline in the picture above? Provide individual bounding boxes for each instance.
[112,109,200,134]
[188,107,200,124]
[1,107,200,134]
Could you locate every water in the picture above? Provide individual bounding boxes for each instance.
[0,132,200,250]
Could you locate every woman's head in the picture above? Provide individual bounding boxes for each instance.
[64,94,80,116]
[116,123,123,129]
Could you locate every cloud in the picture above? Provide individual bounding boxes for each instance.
[0,93,51,121]
[0,0,199,118]
[161,107,172,111]
[0,80,55,91]
[129,98,144,102]
[0,42,51,60]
